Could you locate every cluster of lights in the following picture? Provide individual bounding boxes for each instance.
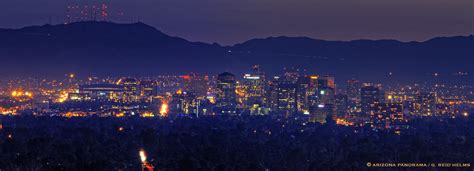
[57,91,69,103]
[141,111,155,118]
[64,111,86,118]
[115,112,125,117]
[336,118,354,126]
[11,90,33,98]
[0,107,17,115]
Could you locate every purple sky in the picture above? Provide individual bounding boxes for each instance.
[0,0,472,45]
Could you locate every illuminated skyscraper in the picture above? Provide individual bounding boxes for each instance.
[118,78,141,103]
[182,73,209,97]
[276,80,297,117]
[361,85,380,119]
[308,75,336,123]
[309,104,330,124]
[347,79,361,104]
[215,72,237,115]
[244,65,268,115]
[415,92,436,116]
[383,102,404,128]
[296,76,310,113]
[335,94,348,119]
[171,90,201,116]
[139,80,157,102]
[296,76,318,114]
[318,76,335,90]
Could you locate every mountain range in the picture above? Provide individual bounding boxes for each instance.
[0,21,472,84]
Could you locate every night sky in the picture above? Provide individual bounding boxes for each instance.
[0,0,472,45]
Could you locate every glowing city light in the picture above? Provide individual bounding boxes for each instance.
[160,102,169,117]
[11,91,17,97]
[10,90,33,98]
[57,91,69,103]
[116,112,125,117]
[139,149,154,171]
[139,149,147,163]
[141,112,155,118]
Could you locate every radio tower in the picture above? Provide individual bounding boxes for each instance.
[65,0,109,23]
[100,2,108,21]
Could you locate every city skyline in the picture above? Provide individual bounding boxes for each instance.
[0,1,473,170]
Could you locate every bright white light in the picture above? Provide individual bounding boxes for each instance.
[139,150,147,163]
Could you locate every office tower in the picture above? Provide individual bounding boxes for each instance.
[182,73,209,97]
[335,94,348,119]
[244,65,268,115]
[347,79,361,104]
[267,78,280,112]
[307,75,336,123]
[309,104,332,124]
[171,90,200,116]
[115,78,141,103]
[361,85,380,118]
[384,103,404,122]
[215,72,237,115]
[318,76,336,90]
[139,80,157,102]
[317,76,336,105]
[415,92,436,116]
[276,80,297,117]
[78,84,125,102]
[296,76,310,113]
[295,75,319,114]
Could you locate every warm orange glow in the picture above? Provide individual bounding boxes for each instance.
[0,107,17,115]
[336,118,354,126]
[160,102,169,117]
[11,90,33,98]
[116,112,125,117]
[57,91,69,103]
[11,91,17,97]
[310,75,319,80]
[235,88,246,97]
[176,89,183,95]
[64,111,86,118]
[208,96,216,104]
